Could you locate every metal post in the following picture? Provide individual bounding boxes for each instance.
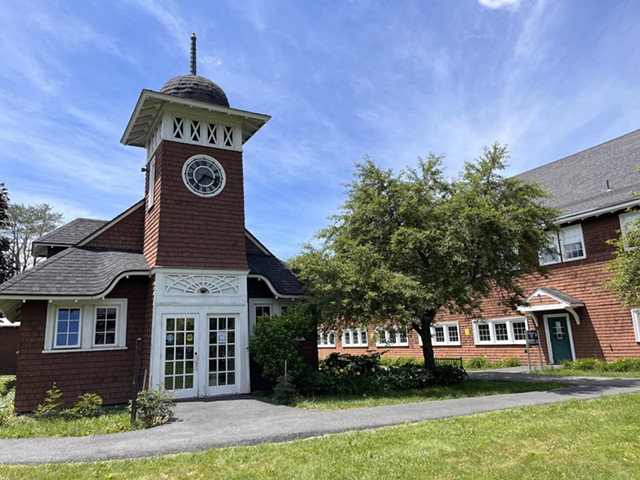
[130,337,143,423]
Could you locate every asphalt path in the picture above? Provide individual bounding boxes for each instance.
[2,369,640,465]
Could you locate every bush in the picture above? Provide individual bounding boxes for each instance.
[380,356,422,368]
[295,367,336,396]
[382,364,435,390]
[248,310,315,383]
[66,393,103,418]
[273,375,297,405]
[561,358,602,371]
[0,377,16,396]
[465,356,491,369]
[606,358,640,372]
[34,383,63,417]
[131,388,175,428]
[0,389,15,426]
[320,352,382,377]
[432,365,467,385]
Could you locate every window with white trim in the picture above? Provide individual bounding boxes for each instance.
[375,326,409,347]
[473,317,527,345]
[254,305,271,320]
[539,224,586,265]
[45,300,127,352]
[147,157,156,210]
[54,308,81,348]
[631,309,640,342]
[431,322,461,346]
[94,306,118,346]
[342,328,368,347]
[619,211,640,250]
[317,331,336,348]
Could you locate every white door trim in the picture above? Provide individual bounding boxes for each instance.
[543,313,576,364]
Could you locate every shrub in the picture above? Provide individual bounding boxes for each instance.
[66,393,103,418]
[34,383,63,417]
[0,389,15,426]
[606,358,640,372]
[0,377,16,396]
[248,310,315,383]
[130,388,175,428]
[380,356,422,368]
[432,365,467,385]
[273,375,297,405]
[465,356,491,369]
[495,357,521,368]
[382,364,435,390]
[561,358,602,371]
[320,352,382,377]
[295,367,336,396]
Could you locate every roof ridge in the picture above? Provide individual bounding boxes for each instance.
[517,128,640,177]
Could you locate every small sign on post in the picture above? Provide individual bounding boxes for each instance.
[527,331,539,346]
[525,330,544,371]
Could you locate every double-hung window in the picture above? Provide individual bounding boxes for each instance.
[473,317,528,345]
[631,310,640,343]
[46,300,127,352]
[375,326,409,347]
[317,331,336,348]
[430,322,461,346]
[55,308,81,348]
[619,211,640,250]
[342,328,368,347]
[539,224,586,265]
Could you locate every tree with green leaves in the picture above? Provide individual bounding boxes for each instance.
[605,213,640,307]
[292,143,559,369]
[4,203,63,272]
[0,183,13,283]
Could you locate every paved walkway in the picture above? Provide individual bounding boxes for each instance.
[2,369,640,465]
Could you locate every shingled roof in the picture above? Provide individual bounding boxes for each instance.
[247,253,304,296]
[517,129,640,220]
[0,247,149,297]
[32,218,109,256]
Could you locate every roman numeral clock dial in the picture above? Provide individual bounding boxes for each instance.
[182,155,226,197]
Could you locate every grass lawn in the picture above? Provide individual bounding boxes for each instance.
[0,375,138,438]
[1,392,638,479]
[291,379,567,409]
[531,368,640,378]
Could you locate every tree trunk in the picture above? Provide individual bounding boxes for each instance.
[412,311,437,370]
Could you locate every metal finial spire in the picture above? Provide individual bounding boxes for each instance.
[190,33,197,75]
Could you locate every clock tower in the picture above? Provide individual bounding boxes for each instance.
[120,35,271,398]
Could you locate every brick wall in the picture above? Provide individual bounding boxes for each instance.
[318,213,640,364]
[14,276,152,412]
[143,141,247,270]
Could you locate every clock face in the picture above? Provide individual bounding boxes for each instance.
[182,155,226,197]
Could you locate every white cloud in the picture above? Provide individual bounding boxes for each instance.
[478,0,521,9]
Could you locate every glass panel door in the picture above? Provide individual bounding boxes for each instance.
[163,316,197,397]
[207,316,237,394]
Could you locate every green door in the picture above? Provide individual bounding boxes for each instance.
[547,315,573,364]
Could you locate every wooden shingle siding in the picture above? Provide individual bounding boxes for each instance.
[13,277,151,412]
[85,205,144,251]
[143,141,247,269]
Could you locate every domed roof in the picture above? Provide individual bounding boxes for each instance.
[160,74,230,108]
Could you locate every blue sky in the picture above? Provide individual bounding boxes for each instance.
[1,0,639,259]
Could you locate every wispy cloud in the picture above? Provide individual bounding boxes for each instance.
[478,0,521,10]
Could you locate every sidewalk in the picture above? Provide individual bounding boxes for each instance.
[2,370,640,465]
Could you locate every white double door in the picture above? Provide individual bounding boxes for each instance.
[161,312,239,398]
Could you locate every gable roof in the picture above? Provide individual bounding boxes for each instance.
[247,253,304,297]
[517,129,640,222]
[32,218,109,256]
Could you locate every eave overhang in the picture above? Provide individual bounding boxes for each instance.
[518,287,585,325]
[559,198,640,225]
[120,89,271,148]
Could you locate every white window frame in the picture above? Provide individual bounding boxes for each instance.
[619,211,640,250]
[93,305,120,347]
[631,309,640,342]
[342,328,369,348]
[375,326,409,347]
[53,307,82,349]
[473,317,528,345]
[44,299,128,353]
[539,224,587,265]
[147,157,156,210]
[317,330,336,348]
[430,322,461,346]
